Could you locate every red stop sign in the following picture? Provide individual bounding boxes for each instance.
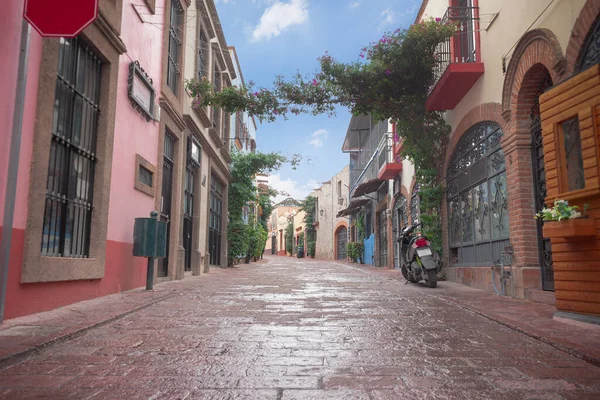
[24,0,99,38]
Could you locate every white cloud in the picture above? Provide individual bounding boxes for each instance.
[308,129,328,148]
[268,174,320,203]
[380,8,396,29]
[349,1,360,8]
[251,0,309,42]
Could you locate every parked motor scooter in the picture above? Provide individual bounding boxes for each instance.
[397,222,443,288]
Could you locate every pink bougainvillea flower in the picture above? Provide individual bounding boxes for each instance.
[385,69,392,76]
[312,79,318,86]
[435,17,441,22]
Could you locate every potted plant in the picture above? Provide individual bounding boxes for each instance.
[535,199,595,238]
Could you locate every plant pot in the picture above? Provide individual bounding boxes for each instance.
[542,218,597,238]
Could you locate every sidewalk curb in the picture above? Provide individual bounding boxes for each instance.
[433,294,600,368]
[0,293,175,370]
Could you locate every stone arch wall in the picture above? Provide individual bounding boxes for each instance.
[565,0,600,76]
[495,27,570,295]
[501,29,566,119]
[333,221,349,261]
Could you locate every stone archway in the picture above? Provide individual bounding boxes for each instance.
[501,29,566,119]
[501,29,567,294]
[333,222,349,261]
[565,0,600,75]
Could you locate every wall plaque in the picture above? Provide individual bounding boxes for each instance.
[128,61,156,122]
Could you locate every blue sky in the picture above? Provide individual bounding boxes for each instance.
[214,0,421,201]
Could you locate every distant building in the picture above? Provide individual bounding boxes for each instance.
[264,198,304,256]
[307,165,351,260]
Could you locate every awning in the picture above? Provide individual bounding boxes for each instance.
[336,199,370,218]
[352,178,383,198]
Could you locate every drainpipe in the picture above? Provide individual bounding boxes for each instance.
[0,20,30,323]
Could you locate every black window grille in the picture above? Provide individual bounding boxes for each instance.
[447,122,510,266]
[41,37,101,257]
[198,30,208,79]
[212,63,221,130]
[577,13,600,72]
[209,176,223,266]
[392,195,408,268]
[410,184,420,224]
[167,0,183,95]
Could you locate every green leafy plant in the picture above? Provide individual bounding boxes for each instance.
[228,220,250,264]
[356,210,365,242]
[285,220,294,255]
[346,242,364,263]
[227,150,302,266]
[307,241,316,258]
[301,196,317,248]
[535,198,589,221]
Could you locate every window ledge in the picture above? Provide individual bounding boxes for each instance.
[547,186,600,204]
[209,127,224,148]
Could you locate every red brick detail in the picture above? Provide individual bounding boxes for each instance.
[565,0,600,75]
[506,62,554,269]
[501,29,566,118]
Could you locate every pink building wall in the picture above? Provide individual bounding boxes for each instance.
[1,0,165,320]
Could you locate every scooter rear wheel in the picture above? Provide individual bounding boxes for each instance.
[426,269,438,288]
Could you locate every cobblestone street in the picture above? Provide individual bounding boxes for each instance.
[1,256,599,399]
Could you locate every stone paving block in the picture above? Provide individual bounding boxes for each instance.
[0,374,75,389]
[237,376,319,389]
[281,389,370,399]
[0,256,599,398]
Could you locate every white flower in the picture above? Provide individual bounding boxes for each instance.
[570,211,581,219]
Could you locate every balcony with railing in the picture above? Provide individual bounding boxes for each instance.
[426,4,484,111]
[377,134,403,180]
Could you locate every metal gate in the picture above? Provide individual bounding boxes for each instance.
[378,210,388,267]
[158,132,175,277]
[392,196,407,269]
[183,166,194,272]
[209,175,223,266]
[531,74,554,291]
[336,227,347,260]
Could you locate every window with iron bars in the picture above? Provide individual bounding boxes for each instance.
[197,30,208,80]
[167,0,183,95]
[212,62,222,131]
[41,37,101,257]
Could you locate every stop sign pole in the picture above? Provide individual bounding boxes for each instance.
[0,18,30,323]
[23,0,99,38]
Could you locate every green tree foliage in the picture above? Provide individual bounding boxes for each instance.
[284,220,294,255]
[227,220,250,262]
[188,20,457,256]
[300,196,317,251]
[307,241,316,258]
[346,242,364,263]
[227,151,298,265]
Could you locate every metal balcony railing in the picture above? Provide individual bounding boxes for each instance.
[377,133,395,172]
[430,5,479,93]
